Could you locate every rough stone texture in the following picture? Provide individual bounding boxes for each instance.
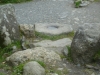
[35,23,73,35]
[20,24,35,39]
[71,23,100,65]
[23,61,45,75]
[33,38,72,47]
[6,47,61,66]
[0,4,20,46]
[20,24,35,49]
[0,4,20,47]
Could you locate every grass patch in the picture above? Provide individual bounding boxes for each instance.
[0,73,6,75]
[93,50,100,61]
[0,0,32,4]
[12,63,25,75]
[35,31,74,41]
[74,0,81,8]
[36,60,46,68]
[0,41,21,75]
[66,46,73,62]
[0,41,21,61]
[45,64,68,75]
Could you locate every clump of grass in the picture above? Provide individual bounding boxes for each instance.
[0,41,21,60]
[0,0,32,4]
[36,60,46,68]
[59,54,66,59]
[12,63,25,75]
[74,0,81,8]
[0,73,6,75]
[66,46,73,62]
[0,41,21,74]
[93,50,100,61]
[35,31,74,41]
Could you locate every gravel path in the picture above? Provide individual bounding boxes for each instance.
[13,0,100,30]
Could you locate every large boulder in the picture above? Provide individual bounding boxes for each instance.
[0,4,20,47]
[6,47,61,66]
[71,23,100,65]
[23,61,45,75]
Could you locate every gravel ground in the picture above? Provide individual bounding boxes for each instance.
[12,0,100,30]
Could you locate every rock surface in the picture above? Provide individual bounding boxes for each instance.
[35,23,73,35]
[33,38,72,47]
[23,61,45,75]
[20,24,35,39]
[71,23,100,65]
[20,24,35,49]
[6,47,61,66]
[0,4,20,47]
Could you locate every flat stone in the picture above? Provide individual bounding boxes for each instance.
[35,23,73,35]
[33,38,71,55]
[33,38,72,47]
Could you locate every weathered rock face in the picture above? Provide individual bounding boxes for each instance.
[71,23,100,65]
[20,24,35,49]
[0,4,20,47]
[6,47,61,66]
[23,61,45,75]
[20,24,35,39]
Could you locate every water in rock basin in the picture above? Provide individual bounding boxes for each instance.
[47,26,59,30]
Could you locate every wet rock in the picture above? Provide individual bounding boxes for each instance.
[0,4,20,47]
[23,61,45,75]
[71,23,100,65]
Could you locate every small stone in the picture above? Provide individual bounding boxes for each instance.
[91,73,95,75]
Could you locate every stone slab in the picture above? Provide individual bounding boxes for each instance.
[33,38,72,47]
[35,23,73,35]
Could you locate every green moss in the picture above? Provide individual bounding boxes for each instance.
[35,31,74,41]
[0,0,32,4]
[36,60,46,68]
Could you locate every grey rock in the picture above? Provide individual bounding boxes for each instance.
[62,47,68,57]
[6,47,61,66]
[20,24,35,49]
[0,4,20,47]
[20,24,35,39]
[80,1,90,7]
[23,61,45,75]
[33,38,72,47]
[35,23,73,35]
[85,64,99,71]
[71,23,100,65]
